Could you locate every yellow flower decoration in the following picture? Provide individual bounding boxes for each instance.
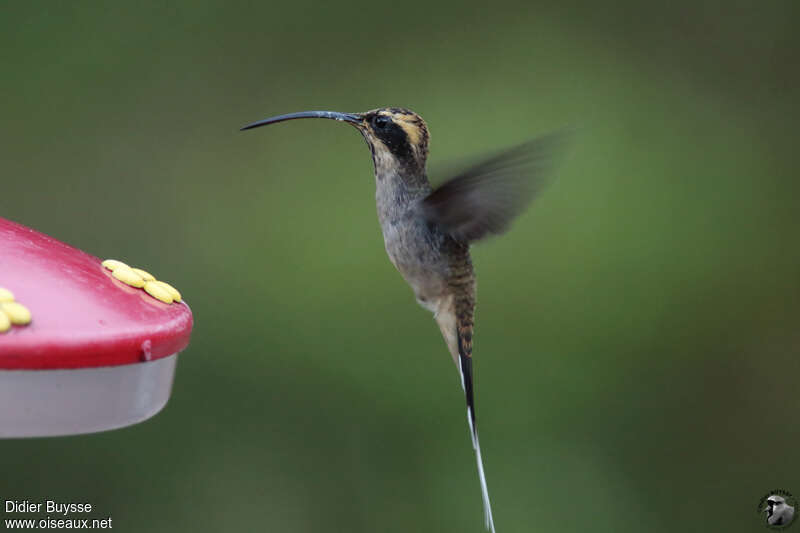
[0,287,32,333]
[102,259,183,304]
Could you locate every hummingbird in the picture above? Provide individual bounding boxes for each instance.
[242,108,564,532]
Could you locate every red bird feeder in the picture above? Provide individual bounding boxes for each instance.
[0,217,192,437]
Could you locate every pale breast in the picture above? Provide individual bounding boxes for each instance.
[380,213,452,307]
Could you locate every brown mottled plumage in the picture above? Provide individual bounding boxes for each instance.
[242,108,565,533]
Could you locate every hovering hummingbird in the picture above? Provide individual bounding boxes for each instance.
[242,108,564,532]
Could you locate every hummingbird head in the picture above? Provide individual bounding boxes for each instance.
[241,107,430,180]
[357,107,429,176]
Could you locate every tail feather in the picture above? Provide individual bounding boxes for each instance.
[457,337,496,533]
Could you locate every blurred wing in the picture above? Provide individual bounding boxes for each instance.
[421,131,567,242]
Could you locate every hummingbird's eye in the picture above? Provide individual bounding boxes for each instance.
[373,115,391,130]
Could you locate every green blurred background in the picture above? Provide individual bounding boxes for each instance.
[1,2,798,531]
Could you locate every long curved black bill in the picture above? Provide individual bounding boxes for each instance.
[240,111,362,131]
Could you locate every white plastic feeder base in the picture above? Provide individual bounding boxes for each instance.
[0,354,178,438]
